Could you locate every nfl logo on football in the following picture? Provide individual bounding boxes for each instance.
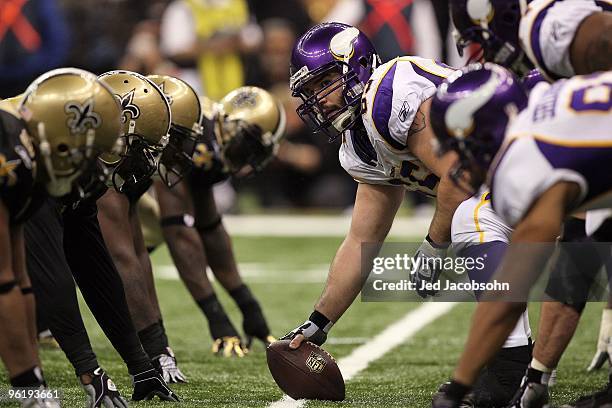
[306,352,327,374]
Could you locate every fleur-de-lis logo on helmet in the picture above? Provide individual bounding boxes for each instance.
[115,89,141,123]
[158,82,174,106]
[232,90,257,108]
[64,98,102,134]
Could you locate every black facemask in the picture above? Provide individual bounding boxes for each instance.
[111,135,158,198]
[158,124,200,188]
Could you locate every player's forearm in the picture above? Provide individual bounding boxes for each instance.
[201,224,237,271]
[428,176,467,244]
[315,236,368,322]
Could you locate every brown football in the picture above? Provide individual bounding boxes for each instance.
[266,340,345,401]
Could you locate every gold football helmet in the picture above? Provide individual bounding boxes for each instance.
[98,70,171,194]
[0,94,23,116]
[147,74,203,187]
[215,86,286,175]
[19,68,122,197]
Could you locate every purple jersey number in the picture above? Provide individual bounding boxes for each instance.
[570,82,612,113]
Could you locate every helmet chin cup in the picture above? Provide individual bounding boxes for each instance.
[332,107,357,134]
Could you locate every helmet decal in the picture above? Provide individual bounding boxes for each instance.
[158,81,174,105]
[115,89,140,123]
[330,26,360,61]
[231,89,258,108]
[64,98,102,134]
[445,69,500,138]
[290,22,378,141]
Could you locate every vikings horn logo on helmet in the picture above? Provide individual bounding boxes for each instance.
[116,89,141,123]
[64,98,102,134]
[329,26,360,61]
[443,66,501,138]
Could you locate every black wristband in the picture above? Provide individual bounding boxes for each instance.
[309,310,333,333]
[426,234,450,249]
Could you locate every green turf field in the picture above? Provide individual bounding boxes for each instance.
[3,236,609,407]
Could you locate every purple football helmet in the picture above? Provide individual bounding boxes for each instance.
[450,0,533,75]
[520,68,546,94]
[431,63,528,193]
[290,22,380,141]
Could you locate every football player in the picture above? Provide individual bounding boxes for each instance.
[149,77,280,356]
[282,21,465,348]
[450,0,612,80]
[96,70,185,386]
[451,1,612,404]
[430,64,612,408]
[0,68,123,407]
[16,69,179,405]
[282,22,533,406]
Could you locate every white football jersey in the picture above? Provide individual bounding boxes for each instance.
[339,56,455,197]
[489,71,612,227]
[519,0,610,80]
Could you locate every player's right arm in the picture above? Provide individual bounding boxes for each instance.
[284,183,405,348]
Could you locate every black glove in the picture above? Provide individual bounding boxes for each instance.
[81,368,128,408]
[280,311,333,346]
[131,368,179,402]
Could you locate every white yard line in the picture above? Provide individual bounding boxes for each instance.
[267,302,457,408]
[155,264,329,283]
[223,214,430,237]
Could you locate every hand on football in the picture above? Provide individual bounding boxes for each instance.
[281,318,328,349]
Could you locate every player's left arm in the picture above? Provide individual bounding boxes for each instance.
[571,11,612,74]
[406,97,470,244]
[453,181,581,387]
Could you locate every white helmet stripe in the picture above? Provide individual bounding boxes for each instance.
[444,69,500,138]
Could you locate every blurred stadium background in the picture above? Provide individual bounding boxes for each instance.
[1,0,609,406]
[0,0,470,217]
